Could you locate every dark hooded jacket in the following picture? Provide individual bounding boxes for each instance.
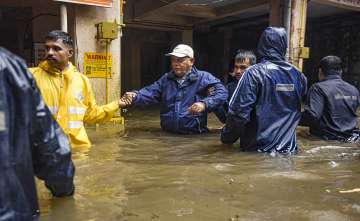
[213,80,239,124]
[0,47,75,221]
[221,27,307,153]
[133,67,228,134]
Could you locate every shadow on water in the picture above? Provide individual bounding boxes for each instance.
[38,108,360,221]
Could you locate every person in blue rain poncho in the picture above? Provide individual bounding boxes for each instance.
[0,47,75,221]
[122,44,228,134]
[221,27,307,153]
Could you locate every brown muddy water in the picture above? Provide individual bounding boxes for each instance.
[38,109,360,221]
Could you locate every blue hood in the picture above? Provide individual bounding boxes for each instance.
[257,27,287,61]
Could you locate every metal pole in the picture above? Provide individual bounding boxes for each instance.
[105,40,110,104]
[283,0,291,61]
[298,0,308,71]
[60,4,68,32]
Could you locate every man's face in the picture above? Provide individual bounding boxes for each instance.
[233,59,251,80]
[171,56,194,77]
[45,39,73,70]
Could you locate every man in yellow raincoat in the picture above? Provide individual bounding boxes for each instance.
[30,30,127,148]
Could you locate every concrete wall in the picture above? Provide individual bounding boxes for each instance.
[74,1,121,105]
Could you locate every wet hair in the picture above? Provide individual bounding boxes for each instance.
[234,49,257,65]
[319,55,343,76]
[45,30,74,48]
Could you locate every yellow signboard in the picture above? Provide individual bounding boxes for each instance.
[84,52,112,78]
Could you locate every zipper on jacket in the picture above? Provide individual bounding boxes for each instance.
[60,71,64,88]
[196,118,201,133]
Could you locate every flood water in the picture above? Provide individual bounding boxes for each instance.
[38,109,360,221]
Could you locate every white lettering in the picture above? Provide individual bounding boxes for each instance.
[0,111,5,131]
[276,84,295,92]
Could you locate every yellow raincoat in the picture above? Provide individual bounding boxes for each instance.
[30,61,119,148]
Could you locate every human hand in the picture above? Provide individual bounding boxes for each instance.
[121,92,137,107]
[118,98,131,108]
[207,86,215,96]
[188,102,206,115]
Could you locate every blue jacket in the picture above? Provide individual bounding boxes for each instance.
[134,67,228,134]
[300,74,360,141]
[0,48,75,221]
[227,80,239,98]
[221,27,307,153]
[213,80,238,123]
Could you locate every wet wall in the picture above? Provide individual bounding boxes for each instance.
[194,23,267,83]
[304,12,360,87]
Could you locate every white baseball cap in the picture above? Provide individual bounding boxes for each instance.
[165,44,194,58]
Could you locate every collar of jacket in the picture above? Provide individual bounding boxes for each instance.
[167,67,199,82]
[259,55,285,63]
[323,73,342,81]
[39,60,77,76]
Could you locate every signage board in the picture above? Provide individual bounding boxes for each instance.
[84,52,112,78]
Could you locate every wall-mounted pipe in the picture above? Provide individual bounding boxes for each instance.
[298,0,308,70]
[290,0,308,70]
[283,0,291,61]
[60,4,68,32]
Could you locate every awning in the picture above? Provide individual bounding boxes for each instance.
[313,0,360,11]
[53,0,113,8]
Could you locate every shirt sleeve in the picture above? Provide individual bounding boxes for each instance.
[299,84,325,127]
[83,77,119,124]
[133,77,163,106]
[200,73,228,112]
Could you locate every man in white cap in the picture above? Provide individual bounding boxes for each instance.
[122,44,228,134]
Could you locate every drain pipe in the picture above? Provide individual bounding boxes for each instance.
[298,0,308,71]
[283,0,291,62]
[60,4,68,32]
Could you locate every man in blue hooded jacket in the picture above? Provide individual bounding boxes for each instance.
[122,44,228,134]
[221,27,307,153]
[0,47,75,220]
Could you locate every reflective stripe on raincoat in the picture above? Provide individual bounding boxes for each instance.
[30,61,119,147]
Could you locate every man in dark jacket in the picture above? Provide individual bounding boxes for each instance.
[221,27,307,153]
[213,49,257,123]
[122,44,228,134]
[0,47,75,220]
[300,55,360,142]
